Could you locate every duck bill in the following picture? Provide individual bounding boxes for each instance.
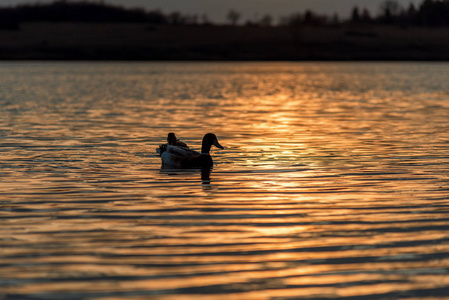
[213,139,224,149]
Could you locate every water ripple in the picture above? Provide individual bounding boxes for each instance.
[1,62,449,299]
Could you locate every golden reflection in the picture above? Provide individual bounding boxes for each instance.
[2,62,449,299]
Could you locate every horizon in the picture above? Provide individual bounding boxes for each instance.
[0,0,422,22]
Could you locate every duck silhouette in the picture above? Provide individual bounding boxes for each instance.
[158,133,224,169]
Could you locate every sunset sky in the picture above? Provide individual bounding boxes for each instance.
[1,0,422,22]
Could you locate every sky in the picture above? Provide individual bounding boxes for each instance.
[0,0,422,22]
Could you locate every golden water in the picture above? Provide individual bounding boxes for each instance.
[1,62,449,299]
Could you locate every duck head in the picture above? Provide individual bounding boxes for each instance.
[201,133,224,154]
[167,133,177,145]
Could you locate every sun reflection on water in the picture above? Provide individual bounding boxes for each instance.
[1,62,449,299]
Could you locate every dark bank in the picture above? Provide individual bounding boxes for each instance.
[1,0,449,60]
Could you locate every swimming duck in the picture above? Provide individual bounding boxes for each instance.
[159,133,224,169]
[157,132,188,155]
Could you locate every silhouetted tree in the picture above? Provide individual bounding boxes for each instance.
[281,13,303,41]
[227,9,241,26]
[418,0,449,26]
[302,9,327,26]
[201,14,212,25]
[362,8,372,23]
[146,10,167,24]
[331,13,340,25]
[279,13,300,26]
[4,1,169,23]
[168,11,185,25]
[380,0,401,23]
[303,10,313,24]
[186,14,199,25]
[408,3,418,16]
[351,6,361,23]
[259,14,273,27]
[406,3,418,25]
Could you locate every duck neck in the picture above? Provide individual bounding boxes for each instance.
[201,143,211,155]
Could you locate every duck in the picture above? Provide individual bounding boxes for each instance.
[159,133,224,169]
[157,132,189,155]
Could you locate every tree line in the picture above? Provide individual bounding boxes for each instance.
[350,0,449,26]
[1,0,449,27]
[282,0,449,27]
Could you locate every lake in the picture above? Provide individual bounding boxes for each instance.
[1,62,449,299]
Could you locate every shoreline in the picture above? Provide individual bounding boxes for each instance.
[1,23,449,61]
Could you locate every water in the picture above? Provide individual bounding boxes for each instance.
[1,62,449,299]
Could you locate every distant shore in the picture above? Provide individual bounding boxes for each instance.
[1,23,449,61]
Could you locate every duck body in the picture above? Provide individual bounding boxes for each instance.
[159,133,223,169]
[181,153,214,169]
[160,145,200,168]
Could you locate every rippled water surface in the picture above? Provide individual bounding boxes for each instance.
[1,62,449,299]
